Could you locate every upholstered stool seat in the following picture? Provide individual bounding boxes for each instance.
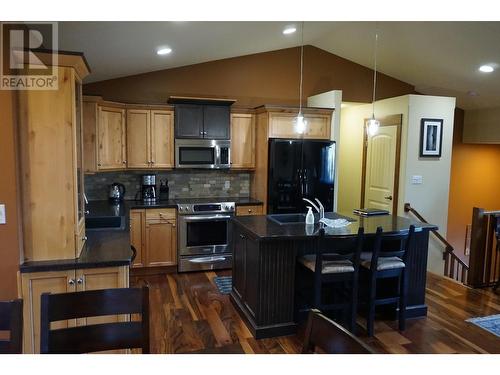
[299,254,355,274]
[361,256,405,271]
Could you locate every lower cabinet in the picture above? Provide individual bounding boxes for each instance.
[130,208,177,268]
[19,265,129,353]
[231,225,258,319]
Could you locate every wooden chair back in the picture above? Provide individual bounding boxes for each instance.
[302,309,374,354]
[368,225,416,272]
[316,226,365,275]
[40,287,149,354]
[0,299,23,354]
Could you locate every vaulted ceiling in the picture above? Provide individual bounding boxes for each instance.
[59,21,500,109]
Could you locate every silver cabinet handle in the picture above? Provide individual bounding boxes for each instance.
[77,278,84,285]
[84,210,90,215]
[122,160,127,164]
[82,235,88,241]
[68,279,75,285]
[97,163,102,167]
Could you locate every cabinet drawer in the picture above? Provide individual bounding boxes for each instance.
[236,205,263,216]
[145,208,176,221]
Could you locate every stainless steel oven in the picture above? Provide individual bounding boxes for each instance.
[175,139,230,169]
[177,201,235,272]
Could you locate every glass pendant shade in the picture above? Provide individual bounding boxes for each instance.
[294,112,307,134]
[366,116,380,136]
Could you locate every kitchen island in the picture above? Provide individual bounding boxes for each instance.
[230,212,437,339]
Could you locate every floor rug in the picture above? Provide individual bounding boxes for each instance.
[466,314,500,338]
[214,276,232,295]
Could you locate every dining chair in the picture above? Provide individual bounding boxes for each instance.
[360,225,415,336]
[40,287,149,354]
[297,226,365,333]
[302,309,374,354]
[0,299,23,354]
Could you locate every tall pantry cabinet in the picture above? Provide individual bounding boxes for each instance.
[16,52,90,262]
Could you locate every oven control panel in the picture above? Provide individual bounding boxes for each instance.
[177,202,235,215]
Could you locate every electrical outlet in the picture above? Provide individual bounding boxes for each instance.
[0,204,6,224]
[224,181,230,189]
[411,175,423,185]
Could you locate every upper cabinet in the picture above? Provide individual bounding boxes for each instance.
[266,108,332,140]
[230,112,255,169]
[170,96,234,140]
[98,106,127,170]
[17,52,90,261]
[83,98,174,172]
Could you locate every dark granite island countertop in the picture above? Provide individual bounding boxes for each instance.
[230,212,437,339]
[231,212,437,240]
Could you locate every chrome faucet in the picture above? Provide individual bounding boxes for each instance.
[302,198,325,220]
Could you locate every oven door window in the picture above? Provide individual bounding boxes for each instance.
[179,147,215,165]
[186,220,227,247]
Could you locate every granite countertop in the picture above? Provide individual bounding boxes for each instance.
[232,212,438,240]
[20,196,263,273]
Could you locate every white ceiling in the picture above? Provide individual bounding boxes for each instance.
[59,21,500,109]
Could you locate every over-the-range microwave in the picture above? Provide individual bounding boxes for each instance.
[175,139,231,169]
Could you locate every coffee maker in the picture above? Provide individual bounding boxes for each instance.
[139,174,157,203]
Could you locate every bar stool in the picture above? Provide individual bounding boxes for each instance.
[360,225,415,336]
[297,226,365,333]
[0,299,23,354]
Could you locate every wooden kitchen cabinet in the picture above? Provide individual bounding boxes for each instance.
[20,266,129,353]
[174,102,230,140]
[204,105,231,139]
[131,208,177,268]
[236,204,263,216]
[17,53,89,262]
[268,112,331,140]
[127,109,174,169]
[231,113,255,169]
[98,106,127,170]
[175,104,204,138]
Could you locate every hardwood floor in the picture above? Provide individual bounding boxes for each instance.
[130,270,500,354]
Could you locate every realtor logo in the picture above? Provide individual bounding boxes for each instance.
[1,22,58,90]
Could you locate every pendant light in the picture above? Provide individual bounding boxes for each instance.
[366,32,380,136]
[294,22,307,134]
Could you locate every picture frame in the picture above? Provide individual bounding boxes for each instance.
[419,118,443,157]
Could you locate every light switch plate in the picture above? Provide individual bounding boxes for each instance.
[411,175,423,185]
[224,181,230,189]
[0,204,6,224]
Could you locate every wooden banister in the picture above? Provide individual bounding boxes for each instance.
[404,203,469,283]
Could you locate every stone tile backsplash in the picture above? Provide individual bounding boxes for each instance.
[84,170,251,200]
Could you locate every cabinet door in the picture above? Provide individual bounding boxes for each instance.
[98,106,126,169]
[145,219,177,266]
[232,228,246,300]
[21,270,76,353]
[244,238,259,319]
[204,105,230,139]
[127,109,151,169]
[175,104,204,138]
[151,110,174,168]
[83,101,98,173]
[130,209,145,268]
[230,113,255,169]
[268,113,331,140]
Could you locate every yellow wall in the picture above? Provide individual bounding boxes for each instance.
[337,94,456,273]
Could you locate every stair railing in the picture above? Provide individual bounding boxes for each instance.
[404,203,469,283]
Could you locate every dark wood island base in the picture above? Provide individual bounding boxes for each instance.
[230,213,436,339]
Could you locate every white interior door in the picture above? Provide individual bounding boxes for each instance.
[364,125,398,213]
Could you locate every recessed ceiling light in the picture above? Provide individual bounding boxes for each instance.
[157,47,172,55]
[479,65,494,73]
[283,27,296,35]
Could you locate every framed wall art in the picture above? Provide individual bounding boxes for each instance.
[420,118,443,157]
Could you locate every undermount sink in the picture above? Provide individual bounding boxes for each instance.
[267,213,307,225]
[85,216,125,231]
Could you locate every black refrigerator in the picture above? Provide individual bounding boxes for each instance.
[268,139,336,214]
